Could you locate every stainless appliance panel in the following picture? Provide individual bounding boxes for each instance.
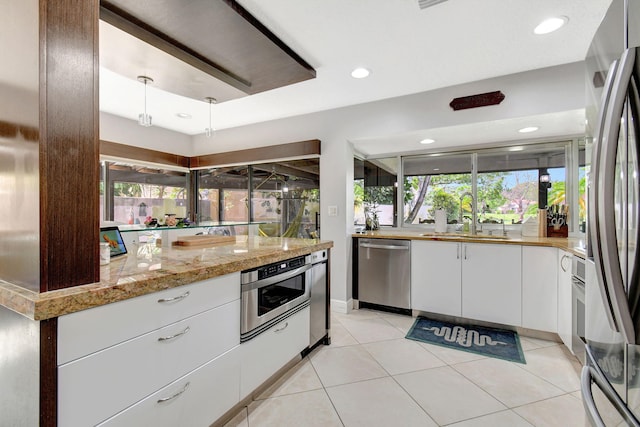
[358,239,411,310]
[572,272,586,363]
[585,1,640,424]
[240,261,311,339]
[308,250,328,347]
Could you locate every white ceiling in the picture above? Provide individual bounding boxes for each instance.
[99,0,612,148]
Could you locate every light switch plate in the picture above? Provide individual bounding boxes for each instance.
[328,205,338,216]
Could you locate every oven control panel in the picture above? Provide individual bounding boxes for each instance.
[241,255,307,283]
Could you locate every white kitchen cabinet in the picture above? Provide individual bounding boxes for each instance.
[557,250,573,347]
[522,246,558,332]
[240,306,310,399]
[57,273,241,427]
[461,243,522,326]
[58,272,240,365]
[97,346,240,427]
[58,301,240,427]
[411,240,462,317]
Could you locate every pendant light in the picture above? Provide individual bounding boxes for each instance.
[204,97,217,137]
[137,76,153,127]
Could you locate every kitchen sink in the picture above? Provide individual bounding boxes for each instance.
[419,232,510,240]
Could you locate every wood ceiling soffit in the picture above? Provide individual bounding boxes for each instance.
[191,140,321,169]
[99,0,315,98]
[101,140,190,168]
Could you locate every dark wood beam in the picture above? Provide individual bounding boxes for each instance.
[39,0,100,292]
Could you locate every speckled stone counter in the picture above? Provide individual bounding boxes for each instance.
[353,229,586,257]
[0,237,333,321]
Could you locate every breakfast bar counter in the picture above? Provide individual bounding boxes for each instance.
[0,236,333,321]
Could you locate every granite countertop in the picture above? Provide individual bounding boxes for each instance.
[0,237,333,321]
[353,229,586,257]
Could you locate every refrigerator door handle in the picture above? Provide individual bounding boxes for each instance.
[598,47,637,344]
[581,364,640,427]
[589,58,621,333]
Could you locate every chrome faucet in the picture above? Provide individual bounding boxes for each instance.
[459,192,476,234]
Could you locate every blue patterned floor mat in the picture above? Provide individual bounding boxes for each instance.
[406,317,526,364]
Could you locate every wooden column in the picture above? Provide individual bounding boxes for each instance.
[39,0,100,291]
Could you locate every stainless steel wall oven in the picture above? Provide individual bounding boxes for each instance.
[240,255,312,342]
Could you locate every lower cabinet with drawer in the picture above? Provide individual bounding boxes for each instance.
[240,306,310,399]
[97,346,241,427]
[57,271,315,427]
[57,273,241,427]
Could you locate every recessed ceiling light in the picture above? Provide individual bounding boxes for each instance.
[534,16,568,35]
[509,146,525,152]
[518,126,539,133]
[176,112,192,119]
[433,168,440,171]
[351,67,370,79]
[420,138,435,144]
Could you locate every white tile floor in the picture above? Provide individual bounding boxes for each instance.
[224,309,586,427]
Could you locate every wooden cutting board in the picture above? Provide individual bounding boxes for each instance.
[174,235,235,247]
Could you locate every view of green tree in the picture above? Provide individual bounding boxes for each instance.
[364,186,394,205]
[113,182,143,197]
[477,173,507,214]
[427,188,459,222]
[354,180,364,208]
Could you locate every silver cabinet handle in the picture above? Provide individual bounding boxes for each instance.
[157,382,190,404]
[157,326,190,342]
[360,243,409,250]
[456,244,460,260]
[157,291,190,304]
[560,254,569,272]
[464,245,468,260]
[274,322,289,333]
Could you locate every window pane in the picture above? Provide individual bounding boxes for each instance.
[196,166,249,222]
[403,153,472,225]
[354,157,398,227]
[107,162,189,225]
[477,143,566,225]
[251,160,320,238]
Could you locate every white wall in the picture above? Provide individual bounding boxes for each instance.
[102,61,586,313]
[100,112,193,156]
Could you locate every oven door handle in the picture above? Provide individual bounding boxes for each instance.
[241,263,312,292]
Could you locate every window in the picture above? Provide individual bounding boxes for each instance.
[195,159,320,237]
[354,157,398,227]
[102,161,189,225]
[196,166,249,223]
[476,143,566,224]
[403,153,472,225]
[358,141,575,231]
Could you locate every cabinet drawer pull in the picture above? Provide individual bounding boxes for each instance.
[157,382,190,404]
[274,322,289,333]
[560,255,569,272]
[157,291,190,304]
[157,326,191,342]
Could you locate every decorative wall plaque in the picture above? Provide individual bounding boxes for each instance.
[449,90,505,111]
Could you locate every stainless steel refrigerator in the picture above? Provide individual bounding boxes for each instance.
[583,0,640,425]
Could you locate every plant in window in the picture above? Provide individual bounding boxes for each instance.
[363,201,380,230]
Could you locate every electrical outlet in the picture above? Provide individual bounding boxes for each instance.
[328,206,338,216]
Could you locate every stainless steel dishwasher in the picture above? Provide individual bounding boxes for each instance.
[358,239,411,310]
